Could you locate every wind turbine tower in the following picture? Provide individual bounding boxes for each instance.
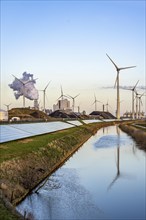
[40,81,51,112]
[106,54,136,119]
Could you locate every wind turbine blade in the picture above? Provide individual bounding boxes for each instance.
[119,66,136,71]
[114,75,118,88]
[63,94,69,99]
[122,88,132,91]
[106,54,118,70]
[32,78,38,82]
[133,80,139,90]
[134,90,138,96]
[140,92,145,98]
[12,74,24,85]
[57,95,62,100]
[44,81,51,91]
[74,93,80,99]
[97,100,102,103]
[66,94,72,99]
[24,80,32,85]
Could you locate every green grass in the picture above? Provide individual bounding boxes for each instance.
[0,199,21,220]
[133,123,146,131]
[0,126,90,163]
[135,123,146,127]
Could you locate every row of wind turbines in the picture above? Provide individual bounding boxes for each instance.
[106,54,145,119]
[7,54,145,119]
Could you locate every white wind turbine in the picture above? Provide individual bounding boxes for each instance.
[122,80,139,119]
[106,54,136,119]
[105,100,112,112]
[57,86,68,110]
[57,86,66,101]
[67,94,80,112]
[92,94,102,111]
[39,81,51,112]
[137,92,145,119]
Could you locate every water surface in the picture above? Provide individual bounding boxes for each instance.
[17,126,146,220]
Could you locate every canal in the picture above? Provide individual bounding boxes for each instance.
[16,125,146,220]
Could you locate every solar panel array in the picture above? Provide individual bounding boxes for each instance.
[0,119,121,143]
[0,121,74,143]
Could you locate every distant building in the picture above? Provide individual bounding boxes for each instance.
[122,111,145,119]
[53,99,71,111]
[0,109,8,121]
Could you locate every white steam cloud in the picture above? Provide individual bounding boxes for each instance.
[9,72,39,100]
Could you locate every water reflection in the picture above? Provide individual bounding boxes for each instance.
[17,126,146,220]
[108,126,120,190]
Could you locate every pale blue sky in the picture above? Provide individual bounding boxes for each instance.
[1,0,145,115]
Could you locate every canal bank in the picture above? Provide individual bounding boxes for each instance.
[1,120,145,219]
[0,121,118,219]
[119,122,146,151]
[16,125,146,220]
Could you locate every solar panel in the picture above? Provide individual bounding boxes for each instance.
[0,125,33,143]
[83,119,102,124]
[66,120,83,126]
[0,122,74,143]
[0,119,112,143]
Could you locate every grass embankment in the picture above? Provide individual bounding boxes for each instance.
[0,197,23,220]
[0,122,116,219]
[119,121,146,151]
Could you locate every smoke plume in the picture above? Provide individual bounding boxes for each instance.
[9,72,39,100]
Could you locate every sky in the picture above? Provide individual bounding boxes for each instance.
[1,0,145,115]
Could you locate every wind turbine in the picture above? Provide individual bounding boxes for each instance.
[57,86,68,110]
[105,100,109,112]
[137,92,145,119]
[39,81,51,112]
[106,54,136,119]
[57,86,68,100]
[67,94,80,112]
[12,74,35,108]
[105,100,112,112]
[122,80,139,119]
[92,94,102,111]
[4,103,11,111]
